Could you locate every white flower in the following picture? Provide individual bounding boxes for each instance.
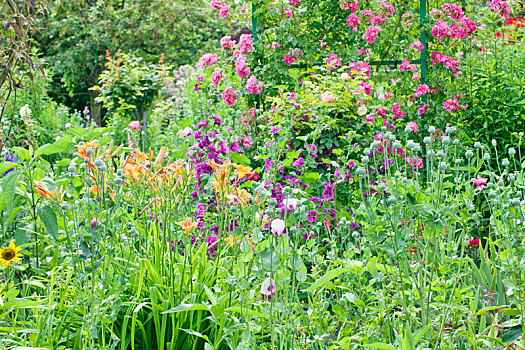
[286,198,298,210]
[55,136,61,142]
[64,122,71,129]
[260,277,276,296]
[270,218,285,236]
[340,72,350,80]
[19,105,31,118]
[357,106,368,116]
[178,126,193,138]
[225,195,238,205]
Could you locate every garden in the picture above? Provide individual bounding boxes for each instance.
[1,0,525,348]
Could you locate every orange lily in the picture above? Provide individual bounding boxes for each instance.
[233,164,253,179]
[176,217,199,233]
[35,182,53,201]
[73,139,100,159]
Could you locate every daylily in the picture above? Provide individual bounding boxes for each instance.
[35,182,54,201]
[176,217,199,233]
[73,139,100,159]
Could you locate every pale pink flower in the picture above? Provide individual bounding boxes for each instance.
[260,277,276,301]
[471,175,488,191]
[406,121,418,132]
[239,34,253,53]
[271,219,285,236]
[129,120,141,130]
[211,70,223,87]
[320,91,335,103]
[219,4,229,18]
[199,53,218,69]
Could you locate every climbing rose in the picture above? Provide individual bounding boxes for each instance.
[363,26,382,44]
[222,86,238,106]
[219,4,229,18]
[220,36,236,50]
[346,13,361,31]
[246,75,263,94]
[211,70,223,87]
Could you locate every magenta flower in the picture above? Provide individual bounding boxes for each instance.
[471,175,488,191]
[222,86,238,106]
[363,26,382,44]
[306,210,317,223]
[91,218,101,229]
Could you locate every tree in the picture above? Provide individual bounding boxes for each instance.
[36,0,234,124]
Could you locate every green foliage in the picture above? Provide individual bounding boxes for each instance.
[36,0,235,113]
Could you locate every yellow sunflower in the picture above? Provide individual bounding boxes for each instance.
[0,240,22,268]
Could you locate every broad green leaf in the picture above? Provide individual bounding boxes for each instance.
[38,206,58,239]
[302,268,347,292]
[34,136,72,158]
[501,326,521,343]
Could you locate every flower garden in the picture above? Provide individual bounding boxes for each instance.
[1,0,525,349]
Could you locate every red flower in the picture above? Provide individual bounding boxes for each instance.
[468,238,480,249]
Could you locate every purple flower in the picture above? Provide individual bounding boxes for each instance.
[212,114,222,126]
[292,157,304,167]
[348,161,356,168]
[270,126,280,134]
[3,154,16,176]
[306,210,317,223]
[198,120,208,128]
[322,182,334,200]
[229,142,239,153]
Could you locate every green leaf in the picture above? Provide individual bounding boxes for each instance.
[363,343,397,350]
[34,136,72,158]
[161,303,210,314]
[225,306,268,319]
[501,325,521,343]
[302,268,347,292]
[0,162,21,175]
[38,206,58,239]
[231,153,250,166]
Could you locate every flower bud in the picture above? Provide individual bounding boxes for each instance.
[428,126,436,134]
[439,162,448,171]
[491,139,497,147]
[407,140,416,150]
[269,198,277,206]
[497,180,504,187]
[502,158,510,167]
[115,178,123,185]
[511,198,521,207]
[423,137,431,144]
[453,139,460,145]
[362,156,370,164]
[488,191,497,199]
[455,159,461,165]
[68,165,76,173]
[414,144,421,152]
[61,203,69,210]
[509,148,516,157]
[363,148,371,155]
[393,141,401,149]
[474,142,481,149]
[98,164,107,171]
[352,231,359,238]
[483,153,490,161]
[387,196,398,205]
[356,167,366,176]
[466,150,474,158]
[94,159,104,167]
[442,137,450,145]
[436,150,445,158]
[404,126,412,133]
[86,148,93,156]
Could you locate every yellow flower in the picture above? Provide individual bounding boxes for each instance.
[73,139,100,159]
[233,164,253,179]
[0,240,22,268]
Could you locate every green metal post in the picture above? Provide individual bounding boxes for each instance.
[420,0,428,84]
[252,3,258,42]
